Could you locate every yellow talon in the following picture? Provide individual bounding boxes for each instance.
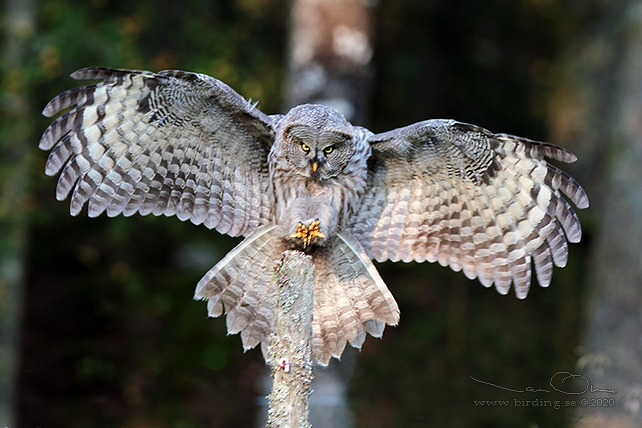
[308,219,325,240]
[290,219,325,248]
[291,222,308,240]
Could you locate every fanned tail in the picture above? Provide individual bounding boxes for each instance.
[194,224,286,355]
[194,226,400,365]
[311,232,400,365]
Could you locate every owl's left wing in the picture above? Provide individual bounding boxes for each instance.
[40,67,275,237]
[345,119,589,298]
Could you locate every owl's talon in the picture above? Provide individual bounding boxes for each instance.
[291,222,308,241]
[308,219,325,239]
[290,219,325,247]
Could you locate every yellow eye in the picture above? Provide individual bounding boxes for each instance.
[323,146,334,154]
[301,143,310,152]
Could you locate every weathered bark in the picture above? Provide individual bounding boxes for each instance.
[0,0,36,424]
[266,251,315,428]
[550,2,642,425]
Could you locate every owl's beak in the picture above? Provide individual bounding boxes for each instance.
[312,162,319,173]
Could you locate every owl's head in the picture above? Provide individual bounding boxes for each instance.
[280,104,356,180]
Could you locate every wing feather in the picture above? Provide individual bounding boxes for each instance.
[40,67,275,237]
[346,119,588,298]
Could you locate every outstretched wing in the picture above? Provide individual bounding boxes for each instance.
[345,119,589,298]
[40,67,275,237]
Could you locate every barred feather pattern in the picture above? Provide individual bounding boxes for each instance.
[347,120,589,298]
[41,67,589,364]
[40,67,275,237]
[311,232,399,364]
[194,225,286,352]
[193,226,399,365]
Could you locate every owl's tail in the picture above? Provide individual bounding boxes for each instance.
[193,225,400,365]
[311,232,400,364]
[194,224,286,357]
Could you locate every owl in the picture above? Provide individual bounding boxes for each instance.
[40,67,588,365]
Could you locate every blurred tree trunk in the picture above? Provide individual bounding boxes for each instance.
[257,1,375,427]
[287,2,374,426]
[551,1,642,426]
[284,0,375,125]
[0,0,36,424]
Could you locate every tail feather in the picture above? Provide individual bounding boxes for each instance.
[194,224,285,350]
[226,245,280,334]
[194,226,400,365]
[239,289,278,349]
[316,303,346,363]
[334,276,364,346]
[364,319,385,337]
[311,232,400,364]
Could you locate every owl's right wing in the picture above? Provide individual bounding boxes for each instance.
[40,67,275,237]
[345,119,589,298]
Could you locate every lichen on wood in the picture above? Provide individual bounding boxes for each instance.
[266,250,315,428]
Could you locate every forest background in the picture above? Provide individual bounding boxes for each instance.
[1,0,641,427]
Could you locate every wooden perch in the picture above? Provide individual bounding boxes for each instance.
[266,250,315,428]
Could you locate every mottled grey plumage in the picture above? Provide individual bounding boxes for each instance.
[40,67,589,365]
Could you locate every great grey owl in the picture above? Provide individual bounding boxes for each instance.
[40,67,589,365]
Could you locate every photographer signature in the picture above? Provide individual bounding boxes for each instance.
[470,372,617,394]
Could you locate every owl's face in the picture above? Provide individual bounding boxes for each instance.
[280,105,356,180]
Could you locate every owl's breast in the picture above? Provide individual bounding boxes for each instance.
[270,164,367,244]
[267,132,371,244]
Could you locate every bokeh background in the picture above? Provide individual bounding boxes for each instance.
[2,0,641,427]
